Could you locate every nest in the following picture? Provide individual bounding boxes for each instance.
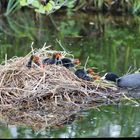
[0,45,123,131]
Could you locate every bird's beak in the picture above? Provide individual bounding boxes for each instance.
[32,55,39,60]
[56,53,62,59]
[74,59,81,65]
[87,68,94,75]
[100,75,105,80]
[94,75,101,80]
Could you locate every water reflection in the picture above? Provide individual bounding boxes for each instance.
[0,11,140,75]
[0,105,140,138]
[48,105,140,138]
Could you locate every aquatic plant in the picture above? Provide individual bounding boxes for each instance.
[3,0,20,16]
[20,0,69,15]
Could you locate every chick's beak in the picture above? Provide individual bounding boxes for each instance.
[88,69,94,75]
[100,75,105,80]
[33,56,40,63]
[74,59,81,65]
[94,75,101,80]
[55,53,62,59]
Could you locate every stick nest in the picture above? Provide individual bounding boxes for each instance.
[0,46,122,131]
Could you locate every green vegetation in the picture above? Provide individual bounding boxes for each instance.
[19,0,68,14]
[4,0,20,16]
[0,11,139,75]
[1,0,140,16]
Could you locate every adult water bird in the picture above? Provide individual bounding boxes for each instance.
[101,72,140,90]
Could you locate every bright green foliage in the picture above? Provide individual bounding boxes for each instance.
[44,0,55,12]
[31,0,40,8]
[19,0,68,14]
[2,0,140,16]
[35,5,45,14]
[20,0,28,6]
[131,0,140,14]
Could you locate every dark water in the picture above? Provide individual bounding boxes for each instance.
[0,10,140,138]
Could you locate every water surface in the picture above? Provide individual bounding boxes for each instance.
[0,105,140,138]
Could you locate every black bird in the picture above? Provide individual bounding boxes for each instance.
[42,52,62,65]
[26,56,33,68]
[26,55,40,68]
[61,58,81,69]
[75,69,92,81]
[101,72,119,82]
[101,72,140,90]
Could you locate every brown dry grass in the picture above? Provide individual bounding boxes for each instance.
[0,45,122,130]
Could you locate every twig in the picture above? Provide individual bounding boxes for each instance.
[84,56,89,70]
[30,42,35,54]
[122,92,139,106]
[56,39,67,52]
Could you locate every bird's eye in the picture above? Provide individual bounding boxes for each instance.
[117,79,121,83]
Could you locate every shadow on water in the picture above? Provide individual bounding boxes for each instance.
[0,105,140,138]
[0,10,140,138]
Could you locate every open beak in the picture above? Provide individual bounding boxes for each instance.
[56,53,62,59]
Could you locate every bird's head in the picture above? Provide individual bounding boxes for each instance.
[53,52,62,60]
[101,72,119,82]
[73,59,81,65]
[32,55,40,63]
[87,68,95,75]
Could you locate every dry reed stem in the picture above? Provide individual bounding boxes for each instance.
[0,45,137,131]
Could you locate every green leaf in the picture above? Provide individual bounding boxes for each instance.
[31,0,40,8]
[44,0,55,12]
[35,8,45,14]
[55,5,61,10]
[35,5,45,14]
[27,0,34,4]
[20,0,28,6]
